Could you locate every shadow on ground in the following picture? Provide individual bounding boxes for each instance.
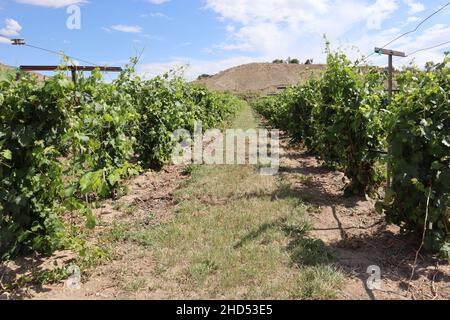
[0,251,75,299]
[234,143,449,300]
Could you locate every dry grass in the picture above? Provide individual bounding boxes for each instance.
[195,63,325,95]
[127,105,344,299]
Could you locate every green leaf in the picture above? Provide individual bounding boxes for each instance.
[79,172,93,193]
[104,114,114,123]
[1,149,12,160]
[64,185,77,198]
[108,171,121,186]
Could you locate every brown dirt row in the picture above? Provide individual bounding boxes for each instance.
[279,142,449,300]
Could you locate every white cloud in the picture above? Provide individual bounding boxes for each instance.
[205,0,328,25]
[366,0,399,30]
[397,24,450,54]
[140,12,170,19]
[204,0,402,57]
[138,56,266,81]
[15,0,85,8]
[223,21,293,55]
[0,18,22,37]
[363,24,450,68]
[403,0,425,14]
[131,1,446,79]
[201,0,448,71]
[0,18,22,44]
[398,24,450,66]
[407,16,421,23]
[110,24,143,33]
[147,0,170,4]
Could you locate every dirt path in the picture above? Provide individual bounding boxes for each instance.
[1,104,448,300]
[280,145,449,300]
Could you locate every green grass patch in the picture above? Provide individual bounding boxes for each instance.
[291,265,345,300]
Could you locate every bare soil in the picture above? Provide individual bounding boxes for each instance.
[0,165,187,300]
[279,142,450,300]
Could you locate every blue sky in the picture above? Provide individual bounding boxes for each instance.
[0,0,449,79]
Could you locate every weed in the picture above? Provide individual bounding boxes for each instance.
[101,224,130,243]
[296,174,314,187]
[291,265,344,300]
[123,278,147,293]
[187,258,219,283]
[289,238,335,266]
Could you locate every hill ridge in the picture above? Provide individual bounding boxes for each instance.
[195,62,325,94]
